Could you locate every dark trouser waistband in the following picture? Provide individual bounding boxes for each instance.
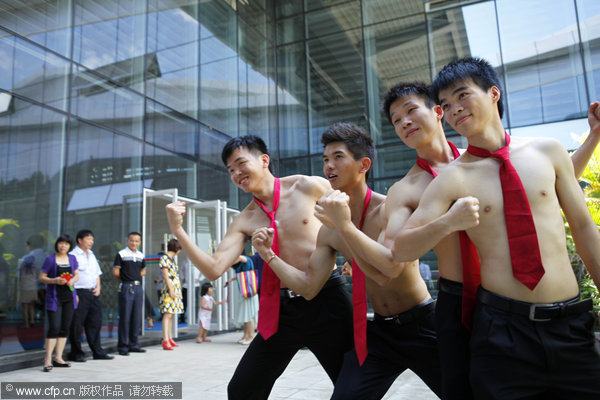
[76,288,95,292]
[477,287,592,322]
[281,268,345,299]
[374,298,435,325]
[438,277,463,297]
[122,281,141,285]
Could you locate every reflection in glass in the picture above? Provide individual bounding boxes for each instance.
[577,0,600,105]
[364,15,429,145]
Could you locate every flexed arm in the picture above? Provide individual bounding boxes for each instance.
[166,201,246,280]
[252,227,336,300]
[571,102,600,178]
[314,190,399,283]
[392,178,480,263]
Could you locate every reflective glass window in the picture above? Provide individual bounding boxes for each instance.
[70,64,144,138]
[6,35,70,112]
[364,15,429,145]
[277,42,308,158]
[279,156,309,177]
[577,0,600,103]
[0,102,67,353]
[363,0,424,25]
[307,29,366,153]
[145,99,198,158]
[146,5,199,118]
[374,143,416,180]
[306,1,360,39]
[143,144,197,200]
[0,0,72,57]
[496,0,586,126]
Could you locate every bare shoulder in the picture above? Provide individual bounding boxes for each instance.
[281,174,331,197]
[385,165,430,212]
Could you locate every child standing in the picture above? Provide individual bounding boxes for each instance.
[196,282,225,343]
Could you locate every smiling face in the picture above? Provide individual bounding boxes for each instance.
[56,241,71,256]
[388,94,443,150]
[322,142,368,191]
[438,77,501,139]
[226,146,270,193]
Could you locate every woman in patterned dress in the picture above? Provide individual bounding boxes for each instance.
[159,238,184,350]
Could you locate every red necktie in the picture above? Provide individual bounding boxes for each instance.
[416,142,481,330]
[466,132,545,291]
[253,177,281,340]
[352,187,372,366]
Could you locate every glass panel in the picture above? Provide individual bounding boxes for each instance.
[496,0,586,126]
[0,0,72,57]
[199,1,238,134]
[306,0,350,12]
[276,0,302,18]
[306,1,360,39]
[279,156,310,176]
[238,19,273,139]
[307,29,366,153]
[277,42,308,158]
[577,0,600,104]
[144,144,197,199]
[0,102,66,354]
[146,4,199,118]
[238,0,270,39]
[374,143,416,180]
[70,64,144,138]
[363,0,424,25]
[277,14,304,45]
[364,15,429,145]
[6,35,70,112]
[145,99,198,158]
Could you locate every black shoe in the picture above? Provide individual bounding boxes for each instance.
[118,351,129,356]
[129,348,146,353]
[93,353,114,360]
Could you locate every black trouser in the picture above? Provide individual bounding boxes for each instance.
[46,300,74,338]
[227,281,353,400]
[69,290,106,358]
[470,288,600,400]
[435,278,472,400]
[331,299,442,400]
[117,283,143,353]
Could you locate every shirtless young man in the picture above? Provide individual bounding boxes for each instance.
[252,122,442,399]
[393,57,600,399]
[327,82,600,400]
[165,135,353,399]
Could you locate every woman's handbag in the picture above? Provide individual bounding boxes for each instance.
[236,269,258,298]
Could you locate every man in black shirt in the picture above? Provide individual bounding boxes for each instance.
[113,232,146,356]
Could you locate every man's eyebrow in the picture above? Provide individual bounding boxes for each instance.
[323,150,345,159]
[226,156,244,169]
[439,85,468,105]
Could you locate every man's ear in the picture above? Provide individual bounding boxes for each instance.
[260,153,270,169]
[489,85,501,103]
[434,104,443,120]
[360,157,372,174]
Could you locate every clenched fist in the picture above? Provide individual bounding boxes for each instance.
[314,189,351,230]
[166,201,186,232]
[447,196,480,231]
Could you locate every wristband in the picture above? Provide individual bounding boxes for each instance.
[266,253,276,264]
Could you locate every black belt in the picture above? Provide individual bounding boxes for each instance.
[374,298,435,326]
[122,281,141,285]
[280,269,345,299]
[478,287,592,322]
[77,288,95,292]
[438,277,463,297]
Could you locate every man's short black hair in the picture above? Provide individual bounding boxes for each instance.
[54,234,73,253]
[431,56,504,119]
[321,122,375,180]
[76,229,94,243]
[221,135,273,173]
[128,231,141,239]
[382,82,435,124]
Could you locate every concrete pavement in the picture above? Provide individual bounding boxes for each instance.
[0,331,438,399]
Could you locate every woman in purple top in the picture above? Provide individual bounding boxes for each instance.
[40,234,79,372]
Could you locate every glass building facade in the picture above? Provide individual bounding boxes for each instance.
[0,0,599,355]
